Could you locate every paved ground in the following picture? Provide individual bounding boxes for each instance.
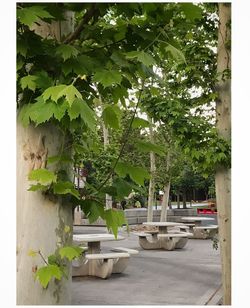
[72,226,222,305]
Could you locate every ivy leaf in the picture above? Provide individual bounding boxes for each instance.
[165,44,186,64]
[56,44,79,61]
[20,75,37,92]
[42,85,67,102]
[57,84,82,107]
[180,3,203,21]
[103,209,127,237]
[28,169,57,185]
[132,117,150,129]
[102,105,120,129]
[17,6,54,28]
[93,69,122,88]
[35,264,62,289]
[134,140,165,156]
[59,246,83,261]
[53,181,80,199]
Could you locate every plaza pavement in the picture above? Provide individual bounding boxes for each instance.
[72,225,222,305]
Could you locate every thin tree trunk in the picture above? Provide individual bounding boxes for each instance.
[182,192,187,209]
[215,3,231,305]
[160,181,171,222]
[177,193,180,208]
[99,95,112,210]
[147,119,156,222]
[160,152,171,221]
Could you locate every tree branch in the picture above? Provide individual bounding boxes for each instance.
[63,4,98,44]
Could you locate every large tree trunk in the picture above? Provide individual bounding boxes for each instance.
[147,119,156,222]
[215,3,231,305]
[17,13,74,305]
[16,124,72,305]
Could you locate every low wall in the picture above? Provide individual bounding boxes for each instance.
[79,208,196,226]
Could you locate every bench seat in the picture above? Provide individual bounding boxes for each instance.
[194,225,218,230]
[157,233,193,238]
[85,252,129,260]
[111,247,139,254]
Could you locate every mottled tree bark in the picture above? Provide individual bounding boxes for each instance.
[215,3,231,305]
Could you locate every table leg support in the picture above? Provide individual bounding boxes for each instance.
[112,257,130,274]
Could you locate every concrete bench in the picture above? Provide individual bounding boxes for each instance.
[85,252,130,277]
[85,252,130,260]
[193,225,218,239]
[111,247,139,255]
[157,233,193,249]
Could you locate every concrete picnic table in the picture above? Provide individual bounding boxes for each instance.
[180,217,218,239]
[133,222,192,250]
[72,233,129,278]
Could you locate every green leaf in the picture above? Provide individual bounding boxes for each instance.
[28,184,49,192]
[35,264,62,289]
[27,100,56,126]
[128,165,150,186]
[43,85,67,102]
[69,99,96,131]
[102,105,120,129]
[47,155,72,165]
[180,3,203,21]
[93,70,122,88]
[57,84,82,107]
[35,71,53,90]
[114,162,130,178]
[134,140,165,156]
[56,44,79,61]
[17,6,54,28]
[28,169,57,185]
[53,181,80,199]
[113,178,133,199]
[28,249,38,257]
[59,246,83,261]
[80,200,105,224]
[115,162,150,186]
[20,75,37,92]
[132,117,150,129]
[125,51,155,66]
[165,44,186,64]
[103,209,127,237]
[18,104,32,127]
[53,100,68,121]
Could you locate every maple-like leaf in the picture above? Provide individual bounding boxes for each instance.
[20,75,37,92]
[57,84,82,106]
[42,85,67,102]
[92,69,122,88]
[17,6,54,28]
[56,44,79,61]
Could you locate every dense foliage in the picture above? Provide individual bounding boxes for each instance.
[17,2,230,288]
